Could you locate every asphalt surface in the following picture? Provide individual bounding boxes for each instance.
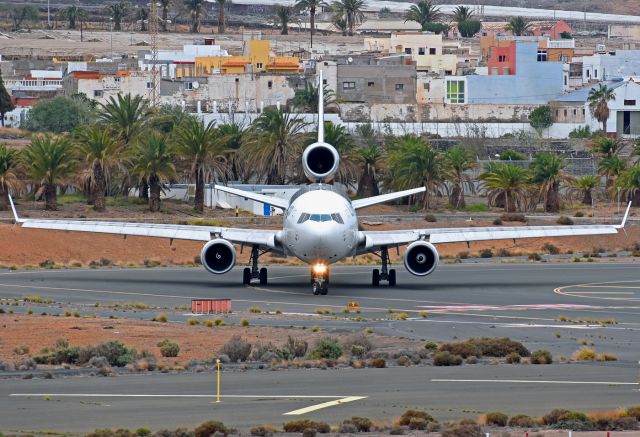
[1,263,640,432]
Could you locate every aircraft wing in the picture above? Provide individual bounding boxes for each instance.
[9,196,279,249]
[360,203,630,251]
[214,185,289,210]
[352,187,426,210]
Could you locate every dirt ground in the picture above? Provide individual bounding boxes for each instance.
[0,314,415,367]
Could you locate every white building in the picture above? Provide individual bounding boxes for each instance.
[138,44,229,79]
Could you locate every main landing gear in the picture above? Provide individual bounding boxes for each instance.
[311,264,329,295]
[243,245,269,286]
[372,246,396,287]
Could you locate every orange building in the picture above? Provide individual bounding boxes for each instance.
[487,42,517,75]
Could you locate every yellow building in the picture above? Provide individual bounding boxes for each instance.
[195,40,300,76]
[416,54,458,75]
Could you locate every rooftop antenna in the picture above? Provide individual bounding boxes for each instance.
[149,0,159,107]
[318,70,324,143]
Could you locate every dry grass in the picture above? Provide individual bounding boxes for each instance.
[587,408,628,421]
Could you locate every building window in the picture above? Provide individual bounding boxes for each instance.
[423,82,430,91]
[184,82,193,90]
[561,54,568,62]
[594,69,598,78]
[418,48,425,55]
[404,48,412,54]
[582,108,585,115]
[146,82,153,89]
[573,109,577,115]
[624,100,636,106]
[564,76,567,85]
[395,83,404,91]
[256,63,263,69]
[268,81,273,89]
[114,77,121,83]
[429,48,436,55]
[564,109,567,117]
[586,70,590,78]
[537,50,547,62]
[498,55,506,62]
[445,70,452,75]
[555,110,559,116]
[342,81,355,90]
[446,79,465,104]
[322,79,327,85]
[94,90,103,97]
[368,81,374,87]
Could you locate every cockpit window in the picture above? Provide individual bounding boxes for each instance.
[297,213,310,224]
[300,213,343,223]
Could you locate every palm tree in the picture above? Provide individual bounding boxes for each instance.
[106,2,130,31]
[598,155,626,191]
[588,84,616,133]
[331,0,366,36]
[246,107,309,184]
[531,152,573,213]
[333,16,348,36]
[353,124,383,198]
[387,135,445,210]
[291,81,336,113]
[444,146,477,209]
[184,0,206,33]
[480,162,532,212]
[405,0,441,30]
[590,135,623,158]
[570,175,600,206]
[58,5,85,29]
[452,5,473,23]
[97,94,151,199]
[22,134,77,211]
[295,0,326,41]
[174,117,228,213]
[0,144,22,211]
[130,133,176,212]
[615,165,640,206]
[135,7,148,31]
[505,16,530,36]
[98,94,150,147]
[159,0,171,31]
[216,0,227,34]
[75,125,124,212]
[219,122,250,182]
[273,5,295,35]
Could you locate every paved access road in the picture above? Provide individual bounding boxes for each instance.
[1,263,640,432]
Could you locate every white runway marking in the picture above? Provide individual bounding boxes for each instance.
[283,396,367,415]
[432,379,639,386]
[9,393,367,415]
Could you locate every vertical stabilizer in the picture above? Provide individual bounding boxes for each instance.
[318,70,324,143]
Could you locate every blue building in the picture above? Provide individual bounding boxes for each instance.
[444,42,565,105]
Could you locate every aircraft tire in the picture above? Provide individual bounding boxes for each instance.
[259,267,268,285]
[242,268,251,285]
[388,269,397,287]
[372,269,380,286]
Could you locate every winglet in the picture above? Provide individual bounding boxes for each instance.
[617,201,632,229]
[7,192,21,224]
[317,70,324,143]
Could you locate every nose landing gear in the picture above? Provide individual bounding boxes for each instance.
[311,264,329,295]
[371,246,397,287]
[243,245,269,286]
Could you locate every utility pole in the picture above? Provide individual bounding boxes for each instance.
[47,0,51,29]
[149,1,159,107]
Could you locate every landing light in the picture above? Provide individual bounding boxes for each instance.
[312,264,327,274]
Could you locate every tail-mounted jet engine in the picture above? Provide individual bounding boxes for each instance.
[200,239,236,274]
[404,241,439,276]
[302,142,340,182]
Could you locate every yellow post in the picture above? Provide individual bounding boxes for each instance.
[216,359,221,403]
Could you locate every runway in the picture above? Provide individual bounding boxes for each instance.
[1,263,640,432]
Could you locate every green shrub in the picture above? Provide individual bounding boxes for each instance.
[154,313,168,323]
[543,243,560,254]
[343,417,372,432]
[501,212,526,222]
[187,318,200,326]
[424,341,438,350]
[283,419,330,433]
[278,336,308,360]
[493,218,503,225]
[399,410,435,427]
[531,349,553,364]
[508,414,536,427]
[557,216,574,225]
[309,338,342,359]
[627,406,640,420]
[135,429,151,437]
[302,429,316,437]
[157,339,180,358]
[479,248,493,258]
[543,409,571,425]
[528,252,542,261]
[505,352,521,363]
[220,335,251,362]
[439,337,529,358]
[441,424,483,437]
[485,412,508,426]
[194,420,229,437]
[433,351,463,366]
[424,214,437,222]
[241,319,249,327]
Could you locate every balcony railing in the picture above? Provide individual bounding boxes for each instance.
[5,79,63,91]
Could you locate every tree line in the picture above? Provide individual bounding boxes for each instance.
[2,92,640,216]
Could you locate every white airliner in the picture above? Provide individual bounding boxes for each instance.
[8,73,630,295]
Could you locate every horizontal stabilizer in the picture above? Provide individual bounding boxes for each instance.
[352,187,426,210]
[214,185,289,210]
